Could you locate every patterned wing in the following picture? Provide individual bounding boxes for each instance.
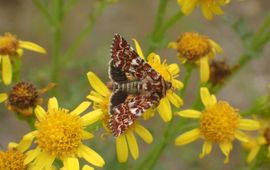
[109,93,160,137]
[108,59,128,83]
[111,34,161,81]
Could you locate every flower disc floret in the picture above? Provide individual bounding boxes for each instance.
[200,101,239,143]
[36,108,83,157]
[0,33,19,56]
[0,149,26,170]
[177,32,210,61]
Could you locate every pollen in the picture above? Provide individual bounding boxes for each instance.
[176,32,211,61]
[35,108,83,157]
[8,81,39,109]
[0,149,26,170]
[0,33,19,56]
[200,101,240,143]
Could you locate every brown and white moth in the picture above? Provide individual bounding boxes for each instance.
[109,34,172,137]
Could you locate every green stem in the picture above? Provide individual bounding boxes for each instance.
[32,0,54,25]
[147,0,169,54]
[159,11,184,36]
[51,0,64,95]
[64,0,108,65]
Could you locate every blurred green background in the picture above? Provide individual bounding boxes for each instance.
[0,0,270,169]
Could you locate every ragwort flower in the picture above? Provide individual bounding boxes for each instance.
[133,39,183,122]
[18,97,105,170]
[242,119,270,163]
[0,32,46,85]
[175,87,260,163]
[0,81,55,116]
[169,32,222,83]
[0,142,28,170]
[177,0,230,20]
[87,72,153,162]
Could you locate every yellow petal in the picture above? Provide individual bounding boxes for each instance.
[234,130,249,142]
[199,141,212,158]
[65,157,79,170]
[0,93,8,103]
[132,38,144,59]
[247,146,260,163]
[19,41,46,54]
[219,142,232,163]
[200,57,210,83]
[70,101,91,116]
[157,98,172,122]
[168,63,180,76]
[175,128,200,146]
[147,53,160,65]
[201,4,213,20]
[87,72,109,97]
[116,135,128,163]
[210,2,224,15]
[143,108,155,120]
[86,93,103,104]
[35,105,47,121]
[8,142,18,149]
[34,151,55,169]
[200,87,216,107]
[81,109,103,126]
[182,0,198,15]
[24,147,41,165]
[2,55,12,85]
[82,165,94,170]
[177,109,202,118]
[168,42,178,49]
[167,91,183,108]
[18,131,36,152]
[238,119,260,131]
[82,131,94,139]
[172,79,184,89]
[78,144,105,167]
[134,124,153,144]
[48,97,59,111]
[126,131,139,160]
[209,39,223,53]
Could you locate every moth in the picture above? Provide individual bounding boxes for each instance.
[109,34,172,137]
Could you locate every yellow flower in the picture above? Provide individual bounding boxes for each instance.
[175,87,260,163]
[0,142,28,170]
[242,119,270,163]
[133,39,184,122]
[0,32,46,85]
[177,0,230,20]
[87,72,154,162]
[0,81,55,116]
[169,32,222,83]
[17,97,105,170]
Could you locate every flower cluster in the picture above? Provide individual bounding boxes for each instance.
[0,0,269,168]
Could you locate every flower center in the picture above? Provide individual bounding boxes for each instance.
[0,33,19,56]
[0,149,26,170]
[8,81,39,109]
[200,101,240,143]
[36,109,83,157]
[176,32,211,61]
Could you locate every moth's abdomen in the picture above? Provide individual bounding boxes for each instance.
[114,81,143,94]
